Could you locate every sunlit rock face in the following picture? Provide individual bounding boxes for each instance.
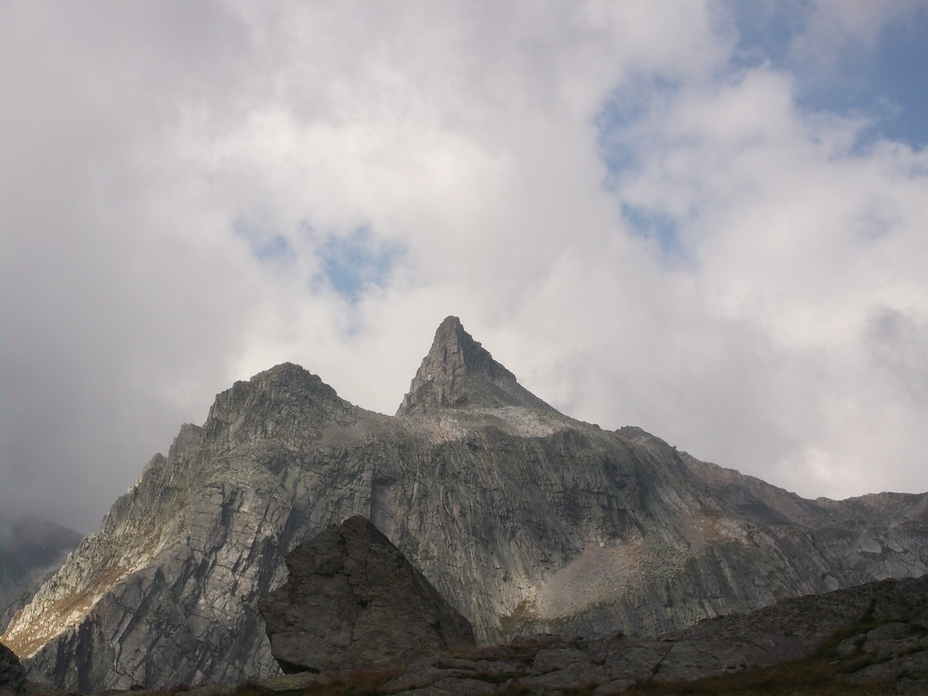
[4,316,928,692]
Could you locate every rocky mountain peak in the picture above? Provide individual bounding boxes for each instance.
[203,362,357,447]
[8,316,928,693]
[396,316,555,416]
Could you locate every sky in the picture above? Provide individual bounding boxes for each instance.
[1,0,927,533]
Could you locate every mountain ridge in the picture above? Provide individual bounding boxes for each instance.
[3,316,927,692]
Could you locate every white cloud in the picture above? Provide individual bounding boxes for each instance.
[2,0,927,531]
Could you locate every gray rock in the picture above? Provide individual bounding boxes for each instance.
[646,575,928,684]
[531,648,590,673]
[846,651,928,683]
[603,639,671,681]
[396,316,555,416]
[4,317,928,692]
[256,577,928,696]
[385,664,471,693]
[0,641,25,696]
[519,663,610,690]
[258,516,475,674]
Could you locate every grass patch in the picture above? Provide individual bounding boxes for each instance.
[498,599,537,634]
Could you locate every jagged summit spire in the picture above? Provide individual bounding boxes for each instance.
[396,316,555,416]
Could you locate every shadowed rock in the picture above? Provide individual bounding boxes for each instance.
[381,574,928,694]
[258,516,475,674]
[0,641,25,696]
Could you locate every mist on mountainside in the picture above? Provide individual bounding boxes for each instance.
[0,515,83,629]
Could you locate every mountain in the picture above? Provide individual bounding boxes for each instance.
[0,517,83,631]
[3,316,927,692]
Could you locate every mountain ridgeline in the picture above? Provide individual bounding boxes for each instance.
[3,316,928,692]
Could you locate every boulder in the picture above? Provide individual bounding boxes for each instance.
[258,516,475,674]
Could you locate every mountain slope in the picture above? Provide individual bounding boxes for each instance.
[3,317,927,692]
[0,517,83,631]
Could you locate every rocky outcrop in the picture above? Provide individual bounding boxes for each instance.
[0,641,25,696]
[374,573,928,694]
[258,516,475,674]
[396,316,554,415]
[4,317,928,692]
[61,574,928,694]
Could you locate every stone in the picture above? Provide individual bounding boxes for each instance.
[531,647,590,673]
[603,639,671,681]
[519,663,610,690]
[267,577,928,696]
[647,575,928,684]
[384,664,471,693]
[258,516,475,674]
[0,641,25,696]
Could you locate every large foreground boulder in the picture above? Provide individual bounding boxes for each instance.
[258,516,475,674]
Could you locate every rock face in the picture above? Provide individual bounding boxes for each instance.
[381,573,928,694]
[396,316,553,415]
[3,316,928,692]
[0,641,25,696]
[258,515,475,674]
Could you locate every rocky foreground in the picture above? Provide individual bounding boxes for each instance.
[4,574,928,695]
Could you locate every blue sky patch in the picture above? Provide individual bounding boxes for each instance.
[316,227,404,302]
[233,217,295,264]
[595,75,683,178]
[725,0,808,72]
[726,0,928,151]
[621,203,684,260]
[806,5,928,151]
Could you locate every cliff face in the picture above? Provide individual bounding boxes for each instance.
[4,317,928,692]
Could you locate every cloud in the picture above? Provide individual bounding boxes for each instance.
[1,0,927,532]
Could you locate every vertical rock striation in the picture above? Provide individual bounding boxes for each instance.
[3,317,928,692]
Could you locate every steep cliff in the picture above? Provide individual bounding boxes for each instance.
[3,317,928,692]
